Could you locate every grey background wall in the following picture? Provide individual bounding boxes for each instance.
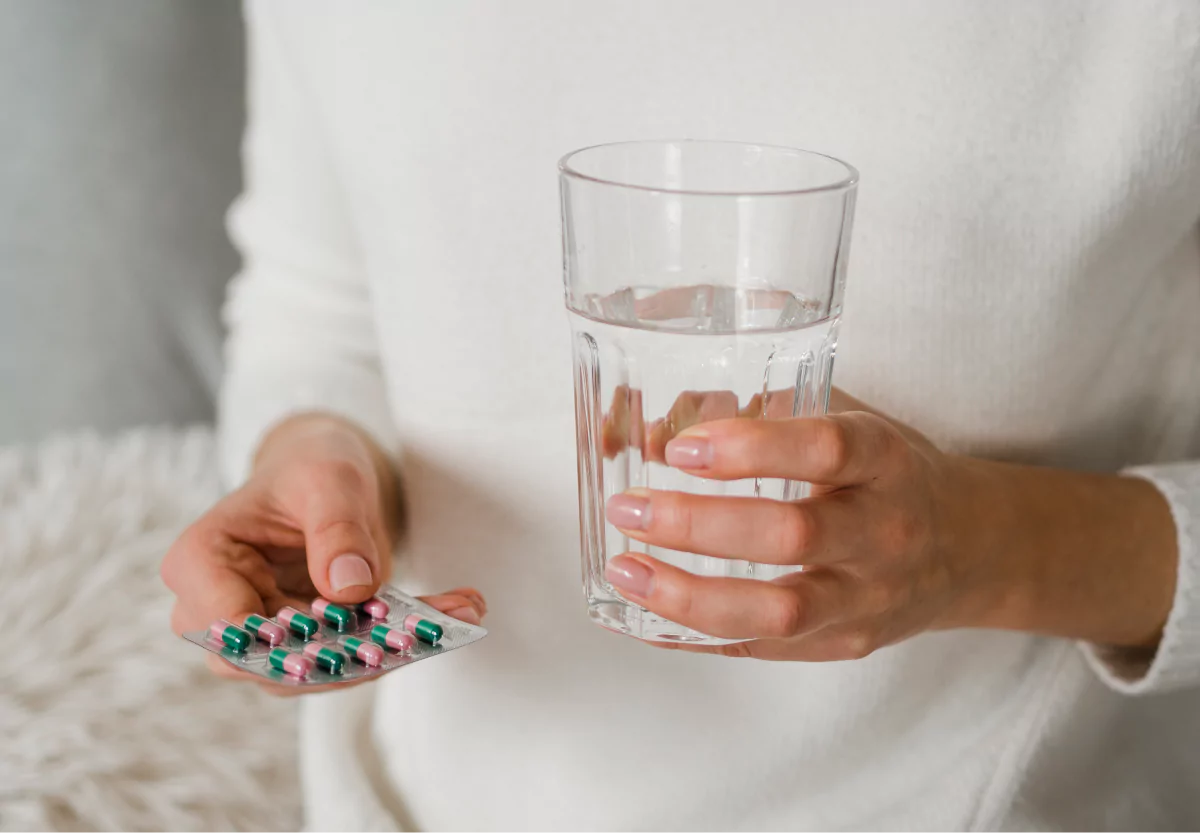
[0,0,245,443]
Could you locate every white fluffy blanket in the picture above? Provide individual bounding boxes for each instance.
[0,427,300,831]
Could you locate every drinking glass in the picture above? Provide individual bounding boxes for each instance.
[560,140,858,644]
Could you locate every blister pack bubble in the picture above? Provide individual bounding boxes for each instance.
[182,584,487,686]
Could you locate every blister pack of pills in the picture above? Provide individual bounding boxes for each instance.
[182,584,487,686]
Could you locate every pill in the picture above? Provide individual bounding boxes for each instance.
[359,597,390,619]
[268,647,313,678]
[208,620,251,653]
[302,642,346,675]
[277,606,319,639]
[404,614,443,645]
[370,624,415,653]
[311,598,354,632]
[243,613,286,646]
[339,635,384,666]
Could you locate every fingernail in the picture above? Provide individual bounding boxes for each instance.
[329,554,373,592]
[606,492,652,530]
[447,605,481,625]
[665,436,713,469]
[605,555,656,599]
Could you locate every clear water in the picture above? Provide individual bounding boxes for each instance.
[570,284,839,643]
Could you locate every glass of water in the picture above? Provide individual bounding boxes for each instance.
[560,140,858,645]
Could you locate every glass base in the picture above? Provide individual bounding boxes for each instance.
[588,599,745,646]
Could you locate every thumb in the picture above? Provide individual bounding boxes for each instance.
[301,472,384,604]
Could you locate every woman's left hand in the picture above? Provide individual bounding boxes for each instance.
[603,391,1178,659]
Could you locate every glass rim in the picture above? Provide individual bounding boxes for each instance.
[558,139,859,198]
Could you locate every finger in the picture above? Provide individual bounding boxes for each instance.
[169,580,295,638]
[645,390,740,463]
[643,418,668,463]
[421,590,486,613]
[445,607,482,626]
[664,411,902,485]
[439,586,488,616]
[605,488,862,565]
[602,386,646,460]
[737,388,797,421]
[163,528,275,635]
[604,554,847,640]
[638,386,876,469]
[643,388,794,463]
[419,591,487,626]
[827,387,869,415]
[279,461,385,604]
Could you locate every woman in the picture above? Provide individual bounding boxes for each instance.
[162,2,1200,828]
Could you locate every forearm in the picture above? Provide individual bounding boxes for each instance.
[965,458,1178,647]
[254,412,403,545]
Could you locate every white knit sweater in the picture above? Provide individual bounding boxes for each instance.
[221,2,1200,829]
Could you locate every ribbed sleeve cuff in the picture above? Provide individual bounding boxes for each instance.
[1081,462,1200,695]
[217,374,398,490]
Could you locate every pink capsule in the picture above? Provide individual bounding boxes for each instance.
[243,614,286,646]
[268,648,314,679]
[277,606,319,638]
[208,620,251,653]
[403,614,443,644]
[370,624,414,653]
[339,635,384,666]
[359,597,390,619]
[311,598,353,631]
[302,642,346,674]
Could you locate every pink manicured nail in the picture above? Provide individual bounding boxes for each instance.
[329,554,373,592]
[665,436,713,469]
[606,493,652,530]
[605,555,655,598]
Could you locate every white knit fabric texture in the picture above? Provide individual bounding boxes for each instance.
[0,427,300,830]
[217,3,1200,827]
[1083,464,1200,695]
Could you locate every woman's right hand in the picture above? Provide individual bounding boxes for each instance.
[161,413,486,694]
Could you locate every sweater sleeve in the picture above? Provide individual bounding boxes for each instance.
[229,21,401,830]
[217,2,397,489]
[1081,462,1200,694]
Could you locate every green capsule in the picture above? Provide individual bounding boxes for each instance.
[268,647,313,678]
[242,613,287,646]
[311,598,354,632]
[403,614,443,645]
[340,636,384,666]
[303,642,346,675]
[370,624,414,652]
[208,621,251,653]
[277,606,319,639]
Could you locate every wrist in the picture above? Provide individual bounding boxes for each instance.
[935,455,1025,632]
[254,412,368,468]
[947,456,1178,647]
